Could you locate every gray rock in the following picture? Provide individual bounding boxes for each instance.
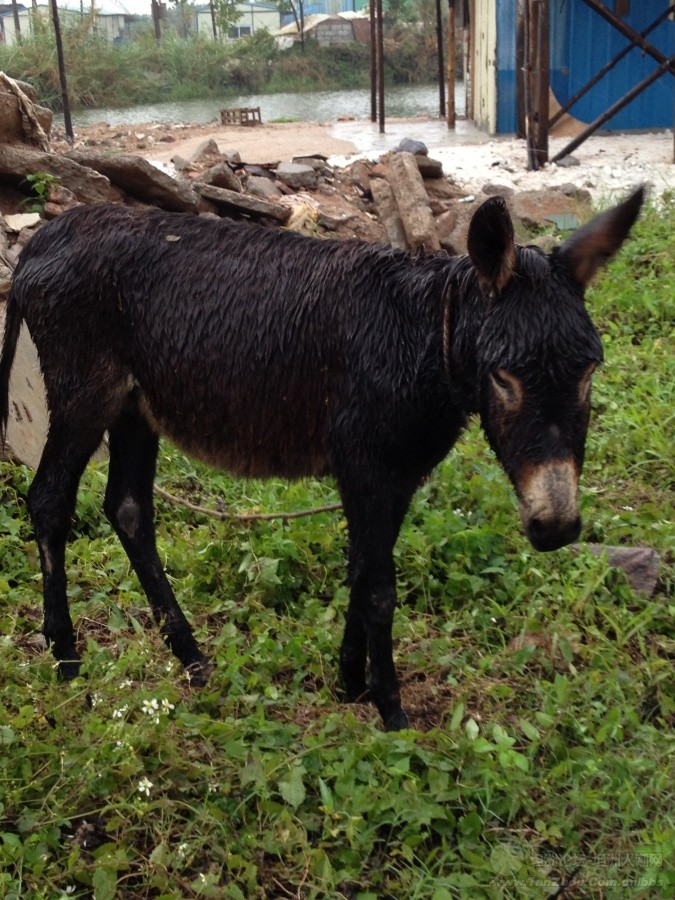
[189,139,221,164]
[246,175,282,200]
[0,144,110,204]
[395,138,428,156]
[199,162,242,193]
[67,150,200,212]
[554,154,581,168]
[416,156,444,179]
[482,183,515,198]
[274,162,318,190]
[576,544,660,597]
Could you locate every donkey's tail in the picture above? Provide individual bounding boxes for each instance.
[0,285,23,450]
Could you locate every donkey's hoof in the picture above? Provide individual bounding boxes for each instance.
[58,659,82,681]
[384,708,410,732]
[186,658,213,688]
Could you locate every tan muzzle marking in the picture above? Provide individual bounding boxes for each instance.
[518,459,580,529]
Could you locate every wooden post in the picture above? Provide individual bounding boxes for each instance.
[151,0,161,44]
[376,0,385,133]
[446,0,456,128]
[370,2,377,122]
[516,0,526,138]
[11,0,21,42]
[209,0,217,39]
[49,0,73,142]
[436,0,446,118]
[526,0,549,170]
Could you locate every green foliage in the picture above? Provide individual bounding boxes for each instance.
[0,18,437,110]
[20,171,59,214]
[0,201,673,896]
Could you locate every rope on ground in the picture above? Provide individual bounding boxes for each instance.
[154,484,342,523]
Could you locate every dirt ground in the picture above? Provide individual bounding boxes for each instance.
[58,116,674,205]
[58,119,359,165]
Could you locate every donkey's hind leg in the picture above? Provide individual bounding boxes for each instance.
[103,403,211,683]
[28,423,105,679]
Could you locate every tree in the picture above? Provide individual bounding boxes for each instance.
[211,0,242,37]
[275,0,305,51]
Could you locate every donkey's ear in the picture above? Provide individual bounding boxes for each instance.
[467,195,516,293]
[559,186,645,287]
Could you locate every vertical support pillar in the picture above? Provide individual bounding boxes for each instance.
[446,0,456,128]
[370,2,377,122]
[526,0,549,169]
[436,0,446,118]
[50,0,73,142]
[376,0,385,133]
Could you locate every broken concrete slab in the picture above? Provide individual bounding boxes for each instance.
[246,175,283,201]
[385,152,440,251]
[416,157,444,179]
[275,162,318,191]
[198,162,242,193]
[193,183,291,224]
[67,150,200,213]
[370,178,407,250]
[0,144,111,204]
[3,212,41,232]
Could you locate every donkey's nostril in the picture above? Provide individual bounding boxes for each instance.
[529,517,545,537]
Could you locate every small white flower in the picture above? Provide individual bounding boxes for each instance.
[177,842,189,858]
[66,888,76,896]
[90,692,102,708]
[142,698,159,714]
[208,782,219,794]
[112,704,129,719]
[119,679,133,689]
[160,698,175,713]
[137,776,153,797]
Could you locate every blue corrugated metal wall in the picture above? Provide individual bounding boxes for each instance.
[497,0,518,132]
[550,0,674,130]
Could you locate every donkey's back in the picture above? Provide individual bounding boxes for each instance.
[9,205,453,480]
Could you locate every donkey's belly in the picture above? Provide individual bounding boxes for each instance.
[138,390,333,480]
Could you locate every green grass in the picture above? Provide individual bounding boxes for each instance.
[0,200,673,897]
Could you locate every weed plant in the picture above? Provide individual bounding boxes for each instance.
[0,200,673,896]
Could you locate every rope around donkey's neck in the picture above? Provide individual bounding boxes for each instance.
[154,484,342,523]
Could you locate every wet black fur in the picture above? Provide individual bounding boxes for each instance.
[0,192,643,730]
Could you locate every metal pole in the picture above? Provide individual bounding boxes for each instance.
[550,4,674,128]
[436,0,445,118]
[49,0,73,142]
[551,57,675,163]
[376,0,385,133]
[446,0,456,128]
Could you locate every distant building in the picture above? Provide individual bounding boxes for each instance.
[193,2,281,41]
[274,11,369,50]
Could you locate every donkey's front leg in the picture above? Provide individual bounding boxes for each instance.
[338,480,411,731]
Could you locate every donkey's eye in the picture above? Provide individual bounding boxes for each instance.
[490,369,522,411]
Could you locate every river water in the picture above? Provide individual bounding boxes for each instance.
[69,81,466,129]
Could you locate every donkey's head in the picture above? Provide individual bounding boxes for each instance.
[467,188,644,551]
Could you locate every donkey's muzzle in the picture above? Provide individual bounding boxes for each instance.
[518,460,581,552]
